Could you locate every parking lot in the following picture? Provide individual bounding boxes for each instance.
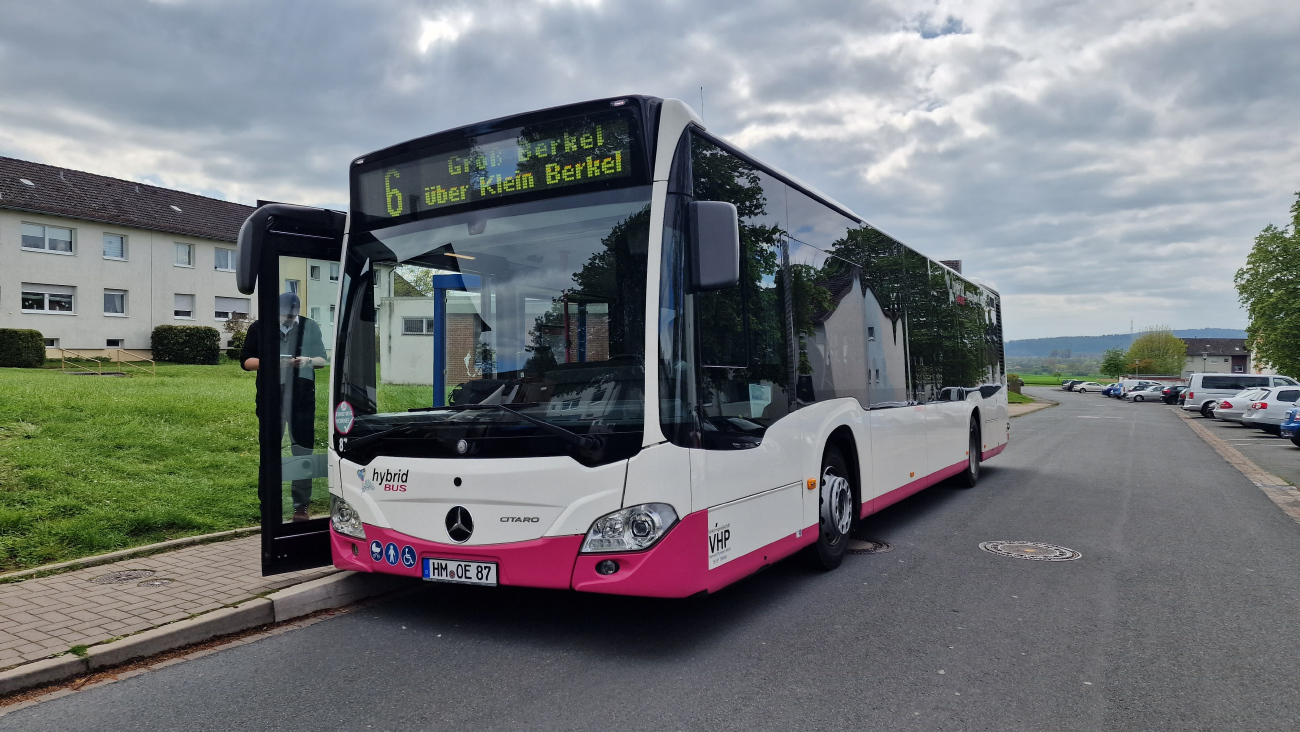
[1051,386,1300,487]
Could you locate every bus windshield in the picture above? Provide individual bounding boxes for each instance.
[333,187,652,464]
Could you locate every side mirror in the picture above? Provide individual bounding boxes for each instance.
[689,200,740,291]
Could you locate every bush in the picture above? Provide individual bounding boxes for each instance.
[151,325,221,365]
[225,330,247,361]
[0,329,46,368]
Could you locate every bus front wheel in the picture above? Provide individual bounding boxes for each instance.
[811,445,854,570]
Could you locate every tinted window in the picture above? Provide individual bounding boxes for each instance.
[1278,390,1300,402]
[1202,375,1269,390]
[691,135,791,447]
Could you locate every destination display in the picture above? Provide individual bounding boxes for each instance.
[355,111,637,221]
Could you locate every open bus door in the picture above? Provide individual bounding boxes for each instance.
[236,204,346,575]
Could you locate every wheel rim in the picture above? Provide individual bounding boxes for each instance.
[821,467,853,539]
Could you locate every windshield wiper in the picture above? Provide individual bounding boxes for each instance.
[338,423,429,453]
[412,403,601,452]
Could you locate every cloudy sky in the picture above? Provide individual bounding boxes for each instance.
[2,0,1297,339]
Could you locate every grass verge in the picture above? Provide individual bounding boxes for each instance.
[0,362,288,571]
[1007,391,1035,404]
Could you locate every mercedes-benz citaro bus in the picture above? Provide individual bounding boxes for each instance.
[235,95,1007,597]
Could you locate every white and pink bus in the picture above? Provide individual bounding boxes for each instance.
[236,96,1007,596]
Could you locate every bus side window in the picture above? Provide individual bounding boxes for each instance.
[690,135,791,444]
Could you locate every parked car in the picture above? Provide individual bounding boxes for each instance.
[1074,382,1104,393]
[1280,408,1300,445]
[1241,387,1300,434]
[1061,380,1082,391]
[1124,385,1165,402]
[1183,373,1300,417]
[1115,379,1162,398]
[1161,385,1187,405]
[1213,388,1268,422]
[1102,383,1123,397]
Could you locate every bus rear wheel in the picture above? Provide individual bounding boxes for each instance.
[811,445,853,570]
[958,417,981,488]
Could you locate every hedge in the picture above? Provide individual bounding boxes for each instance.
[0,329,45,368]
[151,325,221,365]
[225,330,247,361]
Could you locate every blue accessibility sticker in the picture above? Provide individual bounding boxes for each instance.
[401,545,417,568]
[384,542,399,566]
[369,540,383,562]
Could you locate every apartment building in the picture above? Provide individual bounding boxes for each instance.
[0,157,338,356]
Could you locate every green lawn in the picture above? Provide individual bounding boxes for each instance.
[1007,391,1035,404]
[0,361,274,572]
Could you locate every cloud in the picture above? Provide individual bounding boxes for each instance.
[0,0,1297,338]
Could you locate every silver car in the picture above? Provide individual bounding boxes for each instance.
[1214,388,1268,422]
[1124,385,1165,402]
[1073,382,1103,393]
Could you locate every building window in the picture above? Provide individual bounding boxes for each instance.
[214,296,250,321]
[310,306,322,322]
[104,289,127,316]
[310,265,321,281]
[175,243,194,267]
[21,223,74,254]
[21,284,75,313]
[329,304,336,324]
[174,293,195,319]
[103,233,127,260]
[215,248,236,271]
[44,338,58,348]
[329,263,340,282]
[106,339,123,348]
[402,317,437,335]
[285,279,300,294]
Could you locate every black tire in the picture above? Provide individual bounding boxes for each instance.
[1291,434,1300,448]
[958,417,981,488]
[811,445,854,570]
[1200,402,1214,418]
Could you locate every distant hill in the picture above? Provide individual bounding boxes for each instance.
[1006,329,1247,357]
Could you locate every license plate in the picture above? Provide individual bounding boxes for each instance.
[423,558,497,586]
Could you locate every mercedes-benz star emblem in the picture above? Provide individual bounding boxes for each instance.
[456,439,468,455]
[445,506,473,543]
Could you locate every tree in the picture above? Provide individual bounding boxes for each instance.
[1236,193,1300,378]
[1125,325,1185,375]
[1100,347,1127,378]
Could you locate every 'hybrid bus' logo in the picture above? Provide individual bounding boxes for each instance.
[371,468,409,492]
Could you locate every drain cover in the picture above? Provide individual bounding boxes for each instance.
[979,541,1081,561]
[91,569,155,584]
[137,578,174,587]
[848,538,893,555]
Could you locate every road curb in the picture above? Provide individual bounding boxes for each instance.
[0,571,405,697]
[0,527,260,583]
[1010,398,1058,418]
[1176,410,1300,525]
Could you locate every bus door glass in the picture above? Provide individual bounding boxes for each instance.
[241,206,344,575]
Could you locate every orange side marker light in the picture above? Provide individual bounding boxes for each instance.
[807,478,817,491]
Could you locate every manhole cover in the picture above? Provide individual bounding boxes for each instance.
[848,538,893,555]
[137,578,174,587]
[91,569,155,584]
[979,541,1081,561]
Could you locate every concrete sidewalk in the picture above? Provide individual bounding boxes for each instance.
[0,533,405,695]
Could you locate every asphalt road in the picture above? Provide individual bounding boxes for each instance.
[7,387,1300,731]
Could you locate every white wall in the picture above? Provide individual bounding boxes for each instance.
[0,209,257,355]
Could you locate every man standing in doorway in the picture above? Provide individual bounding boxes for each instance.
[241,292,328,522]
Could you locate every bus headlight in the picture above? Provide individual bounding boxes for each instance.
[581,503,678,553]
[330,495,366,539]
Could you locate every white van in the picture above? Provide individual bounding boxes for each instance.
[1182,373,1298,416]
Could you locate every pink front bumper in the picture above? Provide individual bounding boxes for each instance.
[331,511,816,598]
